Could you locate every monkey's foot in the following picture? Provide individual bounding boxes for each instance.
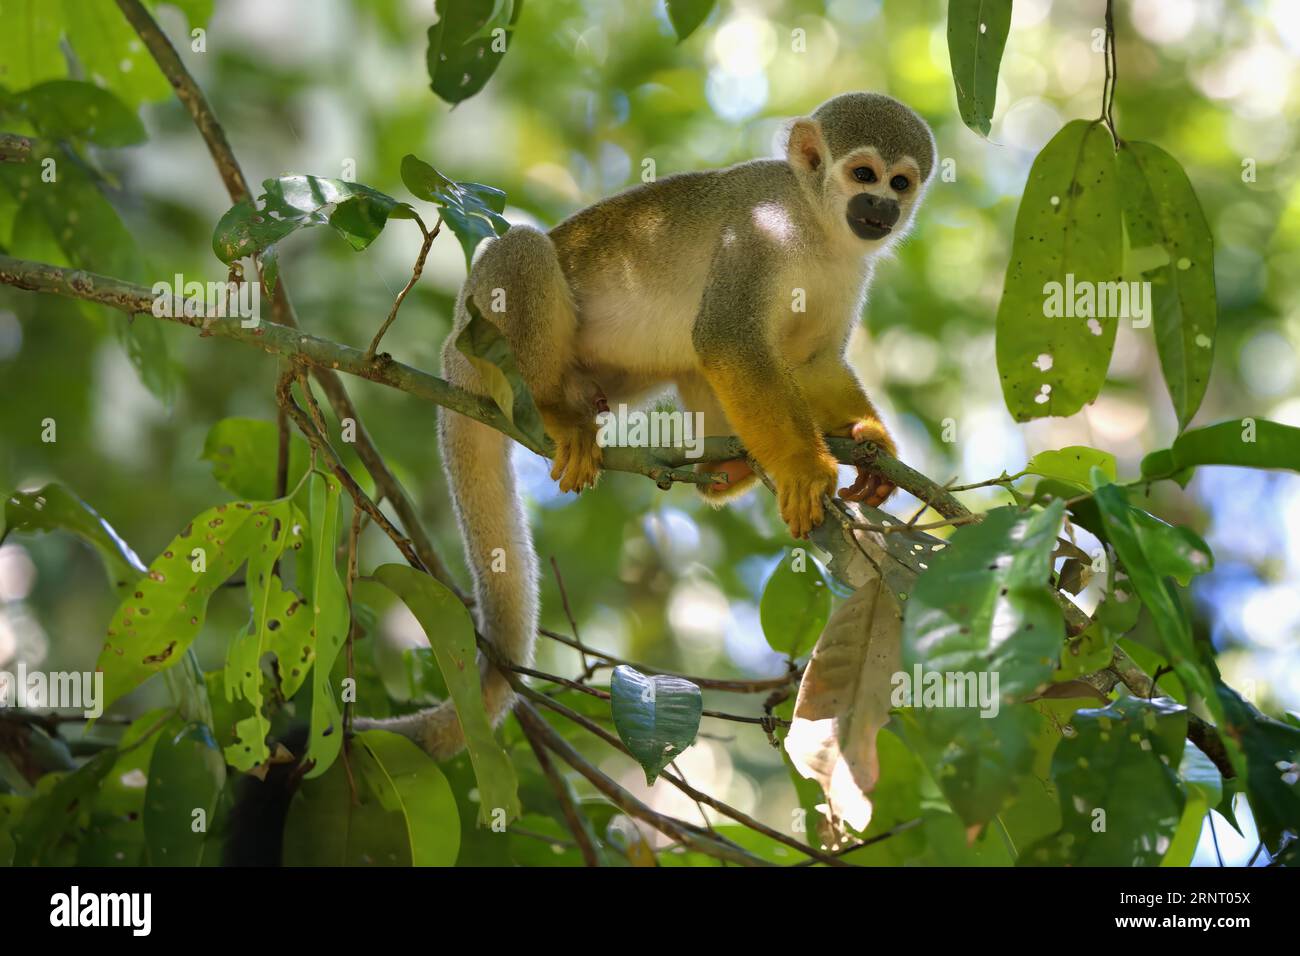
[838,419,897,507]
[546,419,603,493]
[773,456,839,539]
[698,459,754,495]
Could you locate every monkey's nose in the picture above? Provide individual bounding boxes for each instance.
[847,192,900,226]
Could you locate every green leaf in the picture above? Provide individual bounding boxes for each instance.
[1093,481,1215,703]
[303,473,349,779]
[1141,418,1300,481]
[1179,742,1223,808]
[365,563,520,824]
[426,0,522,105]
[946,0,1012,137]
[10,749,117,865]
[201,417,309,503]
[282,751,412,866]
[454,298,548,449]
[4,80,146,147]
[4,483,146,595]
[996,120,1122,420]
[609,665,702,785]
[1023,446,1116,490]
[0,0,66,90]
[77,708,168,866]
[666,0,714,42]
[1022,696,1187,866]
[902,501,1066,699]
[1214,683,1300,855]
[143,720,225,866]
[222,499,308,771]
[400,154,508,266]
[95,501,273,712]
[62,0,171,105]
[759,550,831,658]
[212,175,416,270]
[356,729,460,866]
[1117,141,1217,431]
[897,704,1041,828]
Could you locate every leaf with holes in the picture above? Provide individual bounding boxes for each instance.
[212,175,416,283]
[1022,696,1187,866]
[947,0,1012,136]
[95,502,273,711]
[1118,141,1217,432]
[903,501,1066,699]
[426,0,523,106]
[996,120,1122,421]
[610,666,702,785]
[303,473,349,779]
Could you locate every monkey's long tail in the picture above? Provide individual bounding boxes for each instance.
[354,344,538,760]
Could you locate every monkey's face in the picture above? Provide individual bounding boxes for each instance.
[831,148,924,247]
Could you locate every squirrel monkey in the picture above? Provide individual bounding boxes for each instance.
[363,93,936,758]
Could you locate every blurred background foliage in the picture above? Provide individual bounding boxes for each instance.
[1,0,1298,864]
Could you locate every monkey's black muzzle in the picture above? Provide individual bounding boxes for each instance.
[847,193,900,240]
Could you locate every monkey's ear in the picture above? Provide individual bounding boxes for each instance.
[787,119,827,174]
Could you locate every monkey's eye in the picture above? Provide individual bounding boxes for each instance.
[852,166,877,184]
[890,175,910,192]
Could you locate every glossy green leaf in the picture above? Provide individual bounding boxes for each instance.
[4,482,146,595]
[1022,696,1187,866]
[609,665,702,785]
[996,120,1122,420]
[4,80,146,147]
[303,473,349,779]
[666,0,714,42]
[759,550,832,658]
[400,154,509,266]
[96,501,274,711]
[426,0,522,105]
[902,501,1065,699]
[365,563,520,823]
[1141,418,1300,482]
[212,175,416,274]
[143,720,225,866]
[1117,141,1217,431]
[356,729,460,866]
[1094,481,1215,702]
[946,0,1012,136]
[1023,446,1116,489]
[77,707,169,866]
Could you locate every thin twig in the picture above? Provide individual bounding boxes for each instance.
[516,710,601,866]
[364,216,440,361]
[549,558,592,680]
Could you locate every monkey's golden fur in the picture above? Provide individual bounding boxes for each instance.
[360,93,936,757]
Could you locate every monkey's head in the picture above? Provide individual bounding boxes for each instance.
[786,92,936,250]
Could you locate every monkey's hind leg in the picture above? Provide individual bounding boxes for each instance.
[466,226,603,493]
[676,375,759,503]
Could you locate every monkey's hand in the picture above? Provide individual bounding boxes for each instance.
[771,453,839,539]
[837,419,897,507]
[541,409,603,494]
